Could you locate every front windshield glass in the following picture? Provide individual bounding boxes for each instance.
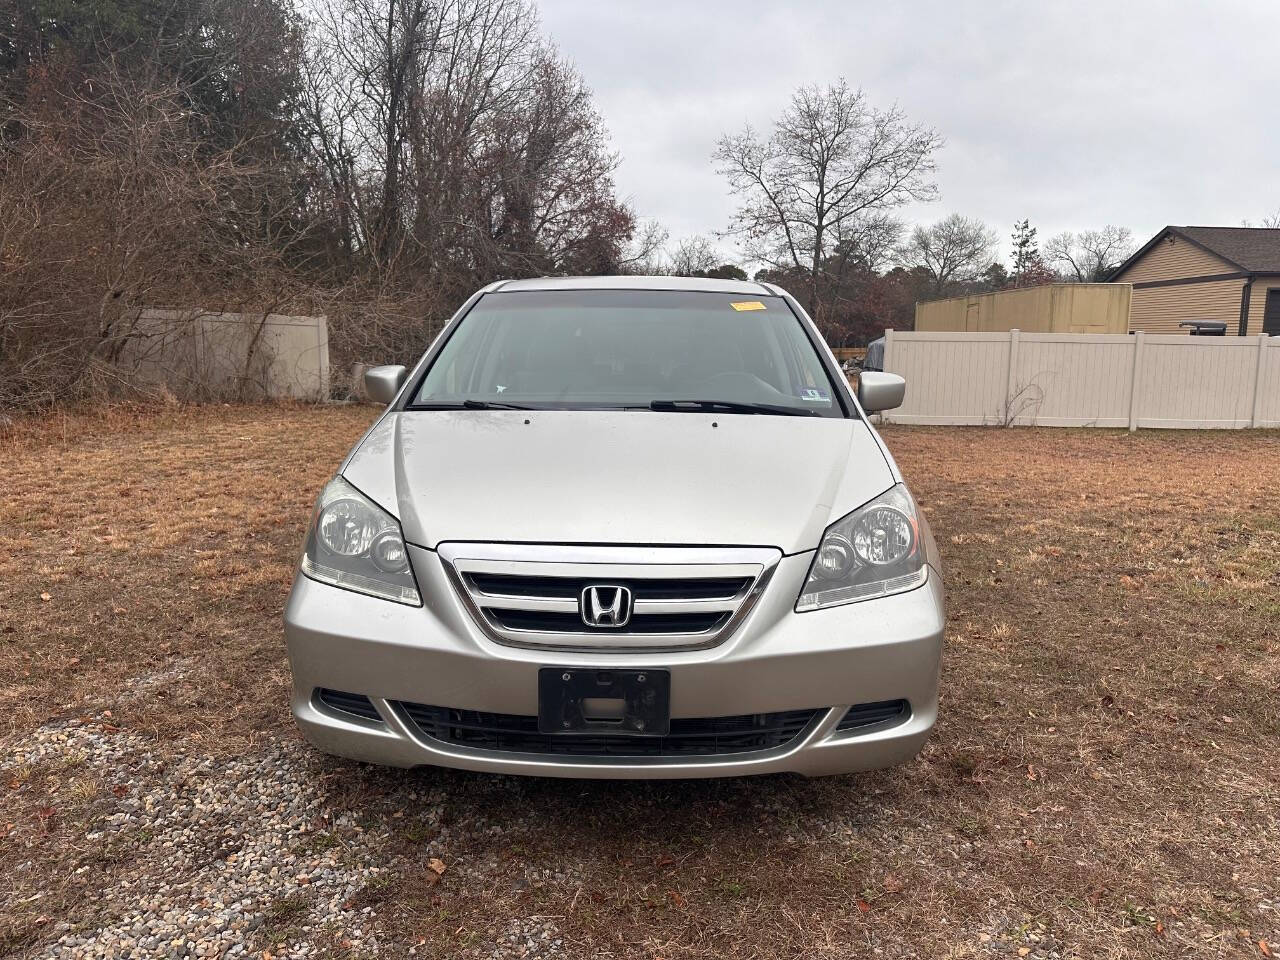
[411,290,843,417]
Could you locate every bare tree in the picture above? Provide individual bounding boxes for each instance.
[1261,210,1280,229]
[668,236,723,277]
[0,67,303,407]
[618,219,669,274]
[897,214,998,297]
[1045,226,1135,282]
[713,79,942,315]
[301,0,633,287]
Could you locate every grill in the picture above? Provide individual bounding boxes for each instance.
[835,699,909,732]
[398,702,821,758]
[316,688,382,723]
[439,543,781,651]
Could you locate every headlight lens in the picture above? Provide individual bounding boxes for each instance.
[796,484,927,611]
[300,477,421,605]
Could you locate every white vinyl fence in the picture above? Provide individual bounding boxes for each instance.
[880,329,1280,430]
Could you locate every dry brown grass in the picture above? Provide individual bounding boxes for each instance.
[2,409,1278,958]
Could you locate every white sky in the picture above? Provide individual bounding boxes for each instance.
[538,0,1280,263]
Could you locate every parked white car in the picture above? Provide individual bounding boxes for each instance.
[284,276,943,778]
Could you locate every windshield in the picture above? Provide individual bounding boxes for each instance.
[411,290,844,417]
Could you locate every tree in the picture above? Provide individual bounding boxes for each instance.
[897,214,998,297]
[1261,210,1280,229]
[1,0,307,157]
[1045,226,1135,282]
[713,79,942,317]
[618,219,669,275]
[300,0,635,288]
[1010,219,1039,284]
[668,235,721,277]
[696,264,748,281]
[980,262,1010,290]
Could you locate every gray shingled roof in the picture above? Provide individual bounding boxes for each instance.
[1177,226,1280,274]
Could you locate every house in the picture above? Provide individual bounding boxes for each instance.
[1107,226,1280,336]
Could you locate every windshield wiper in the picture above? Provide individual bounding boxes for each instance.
[409,399,536,410]
[648,399,818,417]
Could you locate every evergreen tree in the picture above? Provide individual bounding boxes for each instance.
[1010,218,1039,284]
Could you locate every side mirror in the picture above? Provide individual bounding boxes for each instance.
[364,365,407,405]
[857,371,906,413]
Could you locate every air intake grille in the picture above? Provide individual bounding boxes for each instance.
[316,688,382,723]
[439,543,781,651]
[835,699,909,732]
[399,702,820,758]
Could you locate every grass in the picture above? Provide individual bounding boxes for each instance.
[1,405,1278,958]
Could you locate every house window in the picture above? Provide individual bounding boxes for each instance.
[1266,289,1280,336]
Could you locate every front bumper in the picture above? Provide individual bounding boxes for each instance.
[283,546,945,779]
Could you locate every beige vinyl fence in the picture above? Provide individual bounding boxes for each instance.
[116,308,330,401]
[880,329,1280,430]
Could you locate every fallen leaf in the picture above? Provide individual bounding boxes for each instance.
[856,899,871,913]
[112,784,128,798]
[1027,764,1037,781]
[1018,949,1031,957]
[666,889,686,908]
[1260,940,1273,958]
[428,857,446,876]
[40,592,51,602]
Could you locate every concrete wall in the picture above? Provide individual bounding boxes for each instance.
[880,329,1279,429]
[116,308,329,401]
[915,284,1130,335]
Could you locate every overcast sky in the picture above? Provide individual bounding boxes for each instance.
[538,0,1280,264]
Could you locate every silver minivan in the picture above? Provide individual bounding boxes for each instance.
[284,276,943,778]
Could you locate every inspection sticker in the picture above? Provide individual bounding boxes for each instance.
[799,387,830,403]
[729,300,767,312]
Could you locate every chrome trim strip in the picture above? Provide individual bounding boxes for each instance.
[438,542,782,652]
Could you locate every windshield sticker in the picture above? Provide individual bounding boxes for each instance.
[799,387,830,403]
[729,300,766,312]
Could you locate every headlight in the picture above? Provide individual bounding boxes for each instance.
[300,477,421,605]
[796,484,927,611]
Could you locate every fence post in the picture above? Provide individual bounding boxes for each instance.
[1252,333,1270,428]
[1128,331,1145,433]
[883,327,894,371]
[1005,329,1020,422]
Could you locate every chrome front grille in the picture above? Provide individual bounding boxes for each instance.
[437,543,781,650]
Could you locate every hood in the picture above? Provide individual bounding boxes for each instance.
[342,411,894,554]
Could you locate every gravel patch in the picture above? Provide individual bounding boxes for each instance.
[4,717,398,958]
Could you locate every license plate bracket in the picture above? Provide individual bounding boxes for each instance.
[538,668,670,736]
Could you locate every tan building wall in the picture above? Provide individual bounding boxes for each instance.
[1246,274,1280,335]
[915,283,1130,335]
[1112,233,1236,283]
[1128,279,1247,335]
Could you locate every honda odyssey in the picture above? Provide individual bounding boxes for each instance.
[284,276,944,778]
